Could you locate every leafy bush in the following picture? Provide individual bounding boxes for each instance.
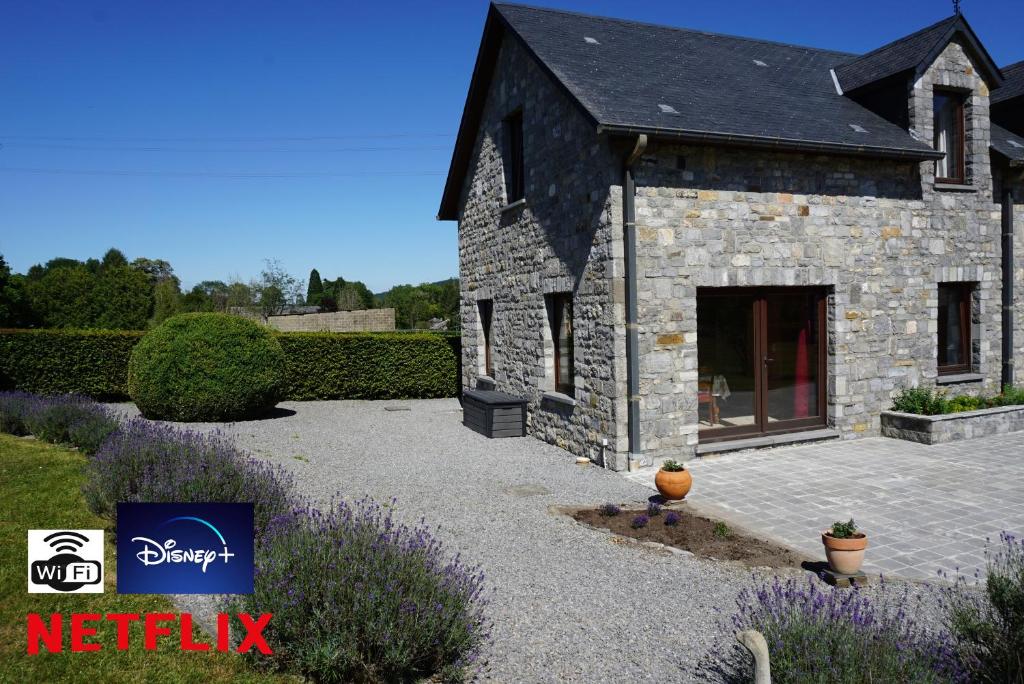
[236,497,489,683]
[23,394,118,455]
[727,577,962,683]
[128,313,287,421]
[1,328,460,404]
[278,332,459,400]
[660,459,687,472]
[83,419,295,533]
[0,391,33,435]
[0,328,142,399]
[943,532,1024,683]
[993,384,1024,407]
[891,387,950,415]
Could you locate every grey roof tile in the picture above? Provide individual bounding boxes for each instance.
[991,123,1024,164]
[992,61,1024,104]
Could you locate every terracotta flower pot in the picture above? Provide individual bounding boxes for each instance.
[822,531,868,575]
[655,468,692,501]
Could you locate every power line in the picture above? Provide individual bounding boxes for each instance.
[0,142,450,152]
[0,133,455,142]
[0,166,444,178]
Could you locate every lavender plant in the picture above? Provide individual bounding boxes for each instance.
[0,391,33,435]
[631,514,649,529]
[664,511,681,527]
[236,497,490,683]
[598,503,621,517]
[83,418,295,533]
[727,576,963,683]
[646,501,662,517]
[22,394,118,455]
[942,532,1024,683]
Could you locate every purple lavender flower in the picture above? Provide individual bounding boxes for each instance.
[647,501,662,517]
[664,511,681,526]
[631,514,649,529]
[598,503,621,517]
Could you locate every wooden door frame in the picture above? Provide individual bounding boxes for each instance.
[697,287,828,444]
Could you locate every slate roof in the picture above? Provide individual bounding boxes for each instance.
[438,4,1015,218]
[833,15,1002,93]
[992,60,1024,104]
[991,123,1024,165]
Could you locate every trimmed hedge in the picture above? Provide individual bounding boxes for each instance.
[0,328,460,402]
[128,313,288,422]
[279,332,458,399]
[0,328,143,400]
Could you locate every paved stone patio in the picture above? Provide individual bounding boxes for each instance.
[626,434,1024,580]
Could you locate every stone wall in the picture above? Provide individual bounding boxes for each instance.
[455,36,627,466]
[623,39,1003,460]
[265,308,395,332]
[881,405,1024,444]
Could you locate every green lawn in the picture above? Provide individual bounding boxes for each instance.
[0,433,294,684]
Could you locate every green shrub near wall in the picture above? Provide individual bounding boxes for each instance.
[0,329,143,400]
[279,332,459,399]
[0,328,460,401]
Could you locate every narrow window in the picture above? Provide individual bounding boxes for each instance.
[478,299,493,377]
[938,283,973,374]
[547,293,574,395]
[934,91,966,184]
[502,111,524,202]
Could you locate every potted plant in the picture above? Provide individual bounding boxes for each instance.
[654,459,692,501]
[822,519,868,575]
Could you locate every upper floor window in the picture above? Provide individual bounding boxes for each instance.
[502,111,524,203]
[938,282,974,375]
[478,299,494,377]
[934,91,965,184]
[546,292,574,395]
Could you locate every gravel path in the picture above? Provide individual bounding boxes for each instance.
[112,399,949,682]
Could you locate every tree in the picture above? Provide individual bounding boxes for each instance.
[150,278,183,325]
[132,257,175,283]
[257,259,304,308]
[100,248,129,271]
[93,265,154,329]
[260,285,285,317]
[26,264,103,328]
[0,255,36,327]
[306,269,324,306]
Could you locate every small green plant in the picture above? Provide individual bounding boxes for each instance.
[829,519,858,539]
[891,387,949,415]
[947,395,985,413]
[660,459,686,472]
[713,521,732,539]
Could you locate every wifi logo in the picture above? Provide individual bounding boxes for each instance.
[28,530,104,593]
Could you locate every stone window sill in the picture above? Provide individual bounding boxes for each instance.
[933,182,975,193]
[936,372,984,385]
[541,391,576,408]
[499,198,526,214]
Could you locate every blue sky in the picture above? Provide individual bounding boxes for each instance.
[1,1,1020,292]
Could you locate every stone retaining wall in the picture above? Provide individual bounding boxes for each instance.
[881,405,1024,444]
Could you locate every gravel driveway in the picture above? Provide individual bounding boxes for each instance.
[113,399,943,682]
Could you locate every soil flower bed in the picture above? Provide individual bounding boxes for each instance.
[571,505,807,568]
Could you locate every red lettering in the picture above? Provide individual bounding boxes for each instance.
[106,613,139,650]
[216,613,230,652]
[71,613,101,652]
[144,613,175,650]
[27,613,61,654]
[179,614,210,651]
[236,613,272,654]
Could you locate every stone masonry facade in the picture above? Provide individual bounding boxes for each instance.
[457,36,1020,467]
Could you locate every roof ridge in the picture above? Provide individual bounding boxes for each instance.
[834,14,959,69]
[493,2,857,59]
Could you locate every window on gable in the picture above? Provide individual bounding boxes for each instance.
[478,299,494,377]
[546,292,574,395]
[502,111,524,203]
[937,282,974,375]
[934,91,966,184]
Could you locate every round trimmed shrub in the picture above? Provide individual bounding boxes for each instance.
[128,313,286,422]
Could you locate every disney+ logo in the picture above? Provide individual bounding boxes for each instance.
[117,503,254,594]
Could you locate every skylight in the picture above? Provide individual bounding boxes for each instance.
[753,60,768,67]
[849,124,868,133]
[658,104,679,114]
[1009,139,1024,149]
[584,36,599,44]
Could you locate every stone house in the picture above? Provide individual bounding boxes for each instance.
[438,4,1024,469]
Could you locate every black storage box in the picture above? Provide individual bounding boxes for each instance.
[462,389,527,438]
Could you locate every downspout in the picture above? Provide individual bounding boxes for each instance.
[1003,175,1019,389]
[623,135,647,470]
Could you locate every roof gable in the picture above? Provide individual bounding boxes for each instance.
[834,14,1003,93]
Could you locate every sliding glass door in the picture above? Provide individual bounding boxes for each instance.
[697,287,827,442]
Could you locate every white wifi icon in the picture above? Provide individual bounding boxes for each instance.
[44,531,89,553]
